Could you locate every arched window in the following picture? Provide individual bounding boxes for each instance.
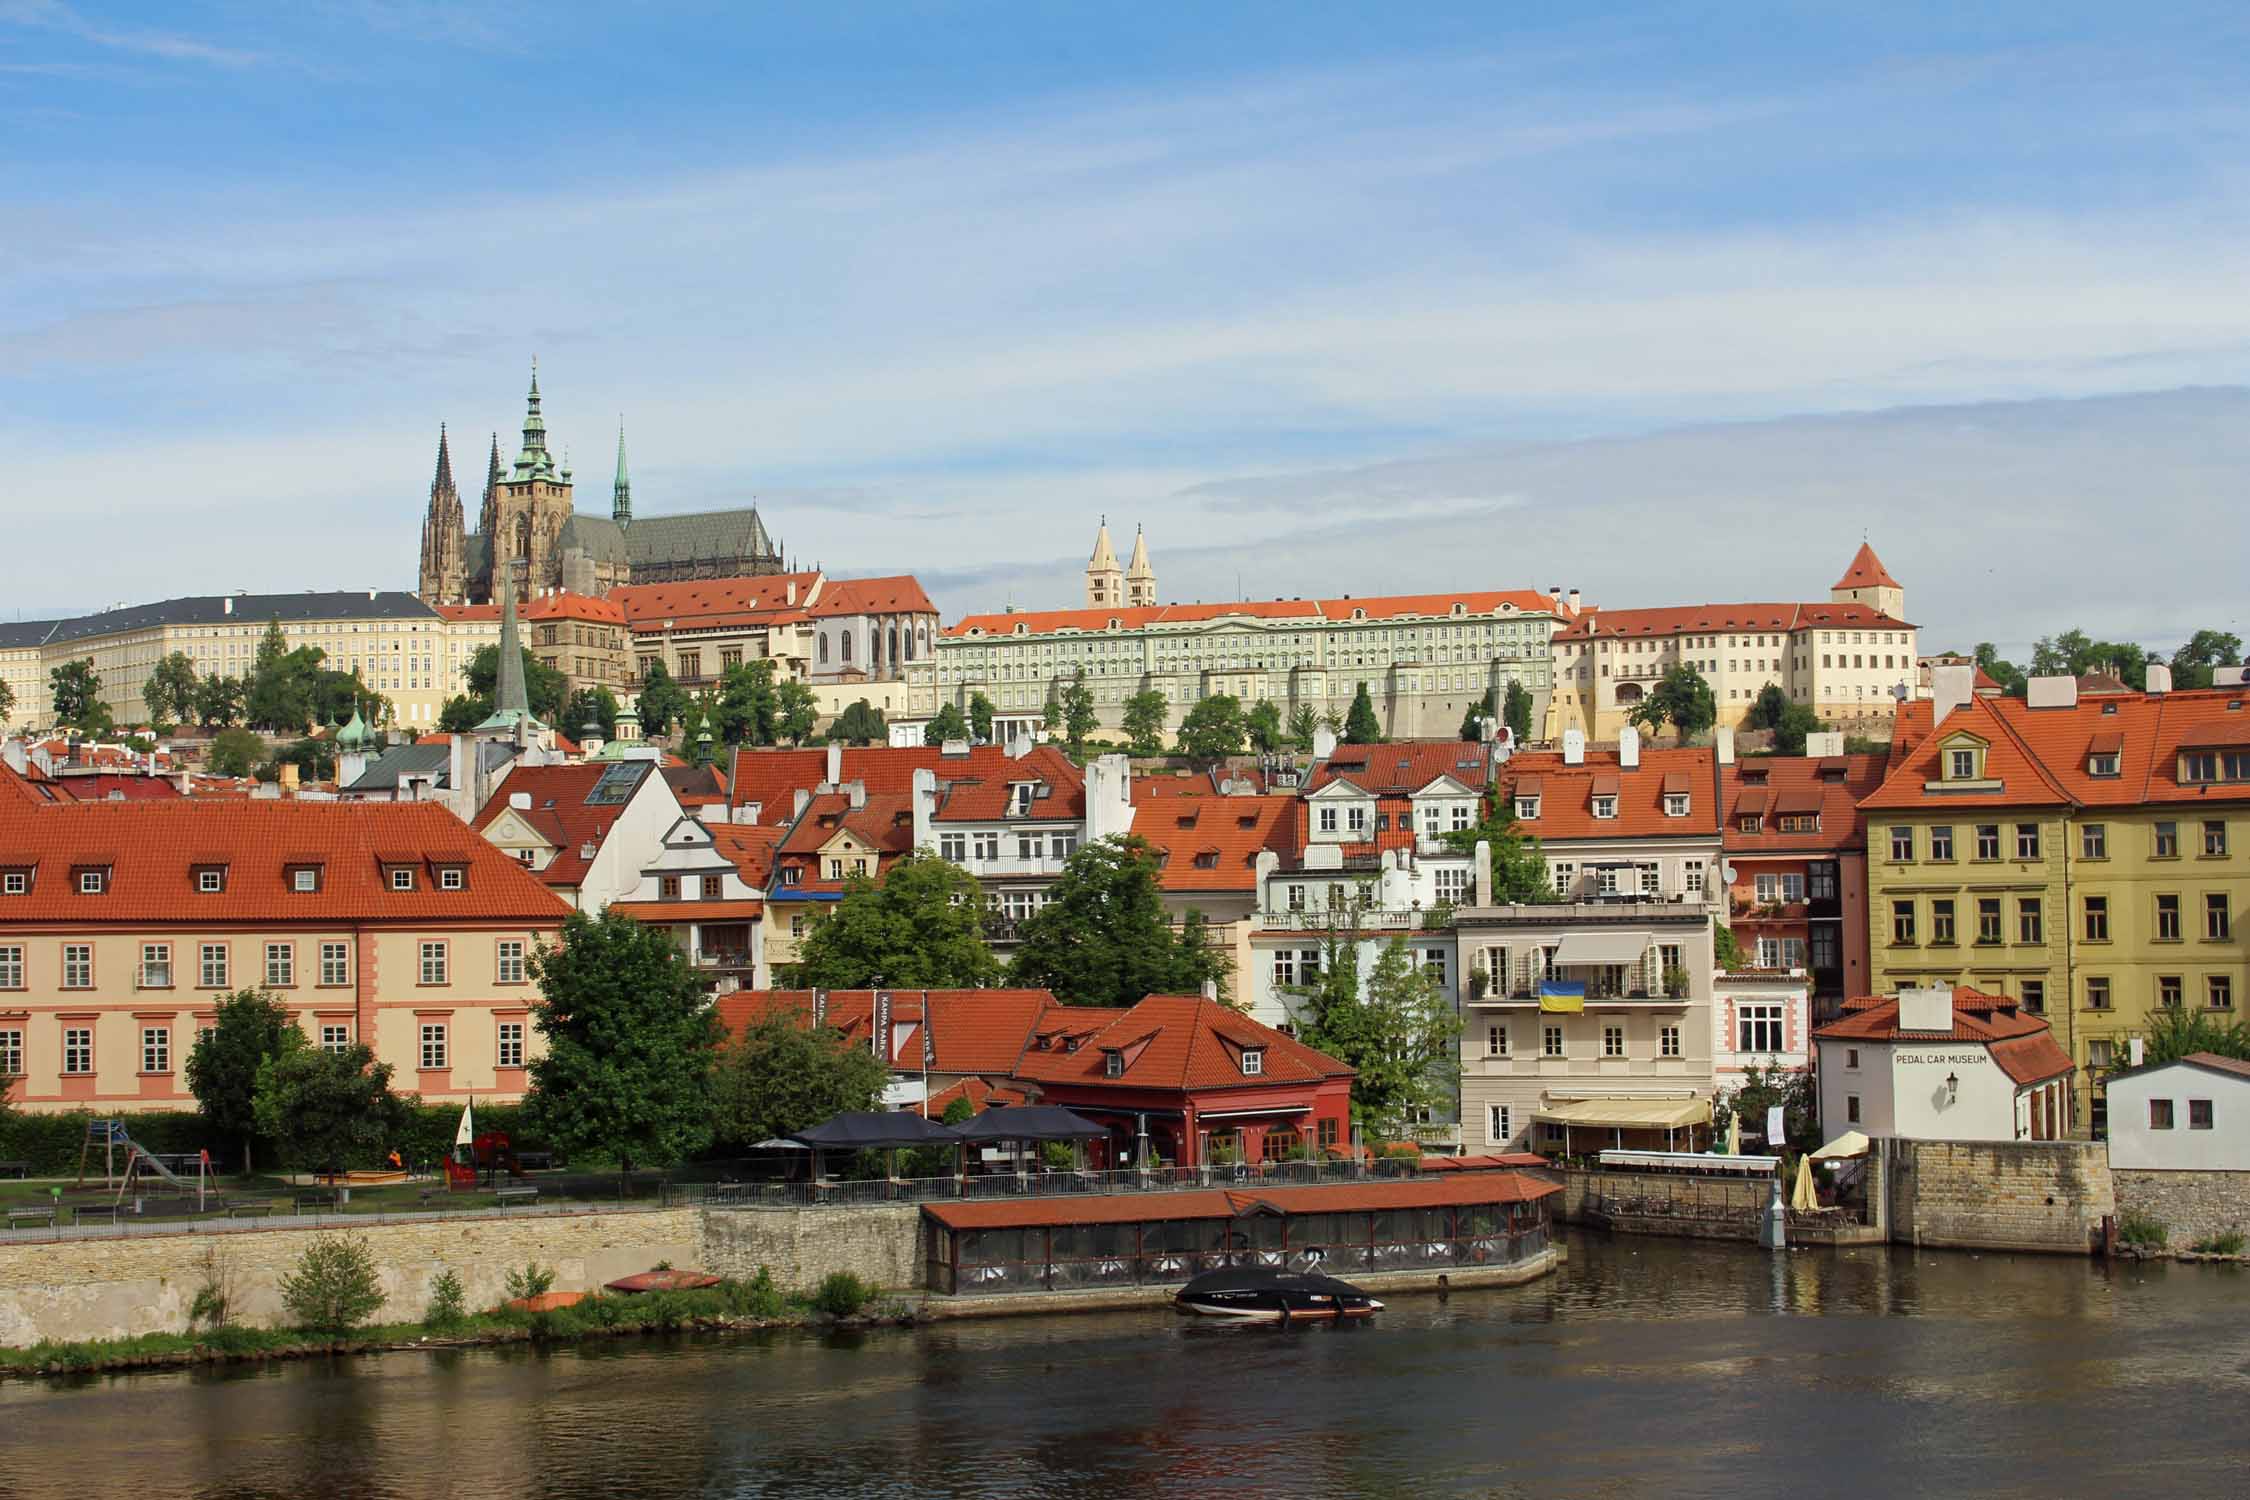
[841,633,852,662]
[888,626,900,666]
[818,634,829,665]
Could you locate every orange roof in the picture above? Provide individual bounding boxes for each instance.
[717,989,1058,1077]
[0,799,566,923]
[1858,697,2072,811]
[1720,754,1887,855]
[609,897,765,922]
[1833,541,1901,592]
[473,761,668,890]
[775,790,916,859]
[707,822,786,886]
[923,1172,1559,1230]
[1814,985,2072,1087]
[1498,747,1719,841]
[727,743,1086,822]
[925,1075,1032,1114]
[1554,600,1911,641]
[611,572,822,633]
[944,588,1558,640]
[0,761,63,806]
[806,574,936,618]
[1305,740,1493,797]
[1133,795,1296,893]
[433,591,625,625]
[928,746,1086,823]
[1012,994,1352,1091]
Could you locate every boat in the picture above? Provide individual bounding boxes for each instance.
[1172,1266,1384,1322]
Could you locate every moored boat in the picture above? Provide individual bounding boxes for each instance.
[1173,1266,1383,1322]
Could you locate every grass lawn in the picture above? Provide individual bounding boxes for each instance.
[0,1171,635,1222]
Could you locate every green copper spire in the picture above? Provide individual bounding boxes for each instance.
[475,562,540,735]
[612,420,632,525]
[511,358,557,482]
[336,707,372,750]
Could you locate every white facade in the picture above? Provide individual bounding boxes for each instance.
[1712,971,1812,1085]
[478,751,681,912]
[2104,1060,2250,1170]
[616,814,772,991]
[1815,1033,2030,1142]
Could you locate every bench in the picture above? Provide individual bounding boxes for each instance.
[293,1192,339,1215]
[493,1186,540,1210]
[0,1161,31,1180]
[514,1151,555,1172]
[72,1203,121,1226]
[226,1200,277,1219]
[6,1207,55,1230]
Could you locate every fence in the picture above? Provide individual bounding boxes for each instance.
[699,1156,1430,1211]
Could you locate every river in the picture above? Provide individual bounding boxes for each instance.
[1,1232,2243,1499]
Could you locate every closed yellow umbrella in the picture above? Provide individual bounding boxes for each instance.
[1725,1113,1740,1156]
[1790,1154,1817,1211]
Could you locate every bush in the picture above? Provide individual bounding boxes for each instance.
[722,1268,787,1320]
[279,1233,387,1338]
[2189,1229,2245,1255]
[812,1271,874,1318]
[504,1262,557,1301]
[188,1245,237,1330]
[2118,1207,2168,1250]
[425,1269,467,1330]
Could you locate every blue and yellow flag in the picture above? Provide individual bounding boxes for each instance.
[1538,980,1586,1014]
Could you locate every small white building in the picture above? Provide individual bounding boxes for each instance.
[1712,968,1812,1086]
[1812,985,2075,1143]
[2104,1053,2250,1170]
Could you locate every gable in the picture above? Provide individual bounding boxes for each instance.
[480,811,554,849]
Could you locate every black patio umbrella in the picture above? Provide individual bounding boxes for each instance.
[790,1111,960,1149]
[950,1105,1111,1143]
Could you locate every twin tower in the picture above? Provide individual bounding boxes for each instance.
[1085,519,1156,609]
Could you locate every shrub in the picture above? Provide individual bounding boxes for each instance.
[188,1244,236,1330]
[424,1269,467,1330]
[279,1233,387,1338]
[504,1262,557,1301]
[812,1271,874,1318]
[2189,1229,2245,1256]
[723,1268,787,1320]
[2118,1207,2168,1250]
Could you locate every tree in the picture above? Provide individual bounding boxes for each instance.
[1007,836,1230,1006]
[464,643,569,721]
[634,661,691,739]
[253,617,289,678]
[1460,690,1495,742]
[279,1233,386,1340]
[1627,665,1716,743]
[1442,793,1556,903]
[923,701,971,746]
[1286,703,1318,751]
[708,1001,895,1152]
[2170,629,2245,691]
[437,695,486,734]
[1714,922,1746,969]
[268,737,336,783]
[1503,680,1534,745]
[144,651,199,726]
[1299,935,1461,1138]
[2139,1003,2250,1065]
[0,678,13,727]
[1745,683,1791,733]
[1176,693,1245,760]
[2030,628,2148,690]
[184,990,300,1173]
[967,691,995,746]
[49,658,100,728]
[1245,699,1285,754]
[525,910,722,1172]
[251,1038,412,1176]
[562,686,620,741]
[1060,667,1099,754]
[1972,643,2028,698]
[1711,1059,1818,1154]
[1121,689,1169,757]
[194,673,245,728]
[705,660,779,746]
[1771,703,1825,755]
[1343,683,1383,744]
[789,850,1001,988]
[775,679,819,746]
[830,699,887,745]
[206,727,265,778]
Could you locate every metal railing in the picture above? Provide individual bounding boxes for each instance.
[1256,908,1445,932]
[701,1155,1430,1210]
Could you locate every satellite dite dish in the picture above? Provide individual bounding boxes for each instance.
[1721,863,1738,883]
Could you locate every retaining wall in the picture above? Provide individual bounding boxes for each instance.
[2111,1169,2250,1251]
[1883,1140,2111,1254]
[1560,1168,1770,1242]
[697,1205,924,1292]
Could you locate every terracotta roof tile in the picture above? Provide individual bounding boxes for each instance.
[944,589,1558,640]
[1720,753,1885,854]
[1498,748,1718,840]
[472,761,670,891]
[805,575,936,618]
[1813,985,2073,1086]
[1132,795,1296,893]
[718,989,1056,1076]
[1011,995,1352,1090]
[923,1172,1559,1230]
[1553,600,1912,641]
[1833,541,1901,591]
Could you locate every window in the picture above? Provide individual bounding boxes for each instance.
[1660,1024,1682,1058]
[439,867,465,891]
[1018,835,1040,861]
[78,869,105,894]
[1,872,23,895]
[2021,979,2045,1014]
[1488,1104,1511,1143]
[1684,861,1707,898]
[2087,976,2111,1011]
[1891,900,1916,944]
[2189,1099,2214,1130]
[659,876,681,900]
[2088,751,2120,778]
[2206,893,2231,940]
[1846,1094,1861,1124]
[1976,898,2002,944]
[2211,975,2235,1011]
[0,1028,20,1077]
[1930,899,1956,944]
[1434,867,1468,904]
[197,869,223,893]
[390,868,415,891]
[2156,894,2182,942]
[63,944,93,988]
[2204,820,2229,857]
[2083,896,2109,941]
[1949,749,1976,779]
[2015,824,2040,860]
[2019,898,2043,944]
[1241,1049,1264,1076]
[63,1027,93,1075]
[1974,825,2000,860]
[1486,1025,1508,1057]
[419,942,448,985]
[1928,826,1954,861]
[0,945,18,989]
[1591,796,1617,820]
[1737,1004,1784,1054]
[2158,975,2183,1009]
[2154,821,2179,858]
[496,940,526,985]
[141,1027,169,1074]
[1845,1048,1860,1069]
[1664,793,1689,817]
[790,915,806,938]
[2081,824,2107,859]
[497,1022,525,1069]
[141,943,171,988]
[1543,1024,1565,1057]
[2088,1039,2114,1069]
[1889,827,1913,861]
[1551,863,1574,895]
[1102,1050,1123,1079]
[320,1024,351,1055]
[2149,1099,2175,1131]
[320,942,350,986]
[292,868,319,893]
[1515,797,1541,820]
[1419,948,1447,990]
[939,834,966,862]
[265,943,293,987]
[1318,1117,1339,1149]
[1740,815,1764,835]
[1602,1025,1624,1058]
[973,833,1000,861]
[418,1024,448,1070]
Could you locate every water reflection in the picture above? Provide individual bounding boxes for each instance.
[0,1233,2242,1499]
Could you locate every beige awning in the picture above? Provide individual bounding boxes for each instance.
[1532,1097,1711,1130]
[1550,931,1652,966]
[1810,1130,1870,1160]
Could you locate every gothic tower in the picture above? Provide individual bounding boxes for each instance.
[1831,541,1905,621]
[416,425,466,602]
[483,362,577,605]
[612,422,632,525]
[1124,524,1156,608]
[1085,517,1123,608]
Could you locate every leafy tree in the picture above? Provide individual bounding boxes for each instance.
[525,910,722,1172]
[1007,836,1230,1006]
[1627,665,1716,743]
[463,642,570,720]
[1972,643,2028,698]
[1745,683,1791,733]
[1710,1058,1819,1154]
[1442,793,1556,903]
[253,617,290,677]
[563,686,620,741]
[2169,629,2245,691]
[634,660,691,739]
[1343,683,1383,744]
[703,659,779,746]
[144,651,199,725]
[775,678,819,745]
[194,673,245,728]
[1120,689,1169,757]
[1503,679,1534,745]
[1060,666,1099,754]
[2030,628,2148,689]
[437,695,485,734]
[789,850,1001,988]
[0,678,13,727]
[251,1038,413,1176]
[830,699,887,745]
[268,736,335,782]
[1714,922,1746,970]
[709,1001,895,1152]
[967,691,995,745]
[2138,1003,2250,1065]
[206,726,265,778]
[49,658,100,728]
[1245,699,1285,754]
[73,701,115,738]
[1772,703,1825,755]
[184,990,300,1173]
[279,1233,386,1339]
[1286,703,1318,751]
[1460,690,1495,742]
[1176,693,1245,760]
[924,701,971,746]
[1299,935,1461,1138]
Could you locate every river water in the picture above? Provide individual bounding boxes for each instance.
[2,1232,2244,1499]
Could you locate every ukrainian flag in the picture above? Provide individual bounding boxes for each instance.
[1537,980,1586,1014]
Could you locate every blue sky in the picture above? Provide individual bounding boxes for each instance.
[4,2,2247,651]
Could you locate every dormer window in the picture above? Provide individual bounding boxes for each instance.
[1515,797,1540,820]
[438,867,465,891]
[389,868,415,892]
[1663,794,1689,817]
[1009,783,1035,817]
[1241,1048,1264,1077]
[289,866,322,893]
[1102,1049,1123,1078]
[1591,796,1617,820]
[1739,814,1763,834]
[1193,851,1219,869]
[2088,752,2120,778]
[78,870,106,895]
[1,871,27,896]
[780,866,801,886]
[1948,748,1977,779]
[196,868,225,893]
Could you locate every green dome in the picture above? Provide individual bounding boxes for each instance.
[336,709,372,749]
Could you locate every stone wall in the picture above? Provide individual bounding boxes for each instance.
[1559,1168,1770,1240]
[697,1205,924,1293]
[1883,1140,2112,1254]
[2111,1170,2250,1251]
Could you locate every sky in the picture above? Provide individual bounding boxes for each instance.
[3,2,2247,659]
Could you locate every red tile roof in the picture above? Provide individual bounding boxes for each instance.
[776,790,916,859]
[925,1075,1032,1114]
[1304,740,1493,797]
[806,575,936,618]
[1012,994,1352,1091]
[922,1172,1559,1230]
[727,743,1087,824]
[717,989,1058,1076]
[708,822,786,887]
[1858,697,2072,811]
[1553,600,1912,641]
[1720,754,1887,854]
[944,589,1560,640]
[434,591,626,625]
[472,761,669,891]
[928,746,1086,823]
[1497,747,1719,840]
[1833,541,1901,592]
[1813,985,2073,1086]
[46,773,183,803]
[2179,1052,2250,1081]
[611,572,823,634]
[1133,795,1296,893]
[0,761,62,806]
[0,799,566,923]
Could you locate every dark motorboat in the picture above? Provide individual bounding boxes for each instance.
[1173,1266,1384,1322]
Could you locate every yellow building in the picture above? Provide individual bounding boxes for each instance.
[1861,672,2249,1135]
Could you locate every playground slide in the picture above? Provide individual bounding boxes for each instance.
[108,1126,204,1194]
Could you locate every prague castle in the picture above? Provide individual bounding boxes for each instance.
[418,367,787,605]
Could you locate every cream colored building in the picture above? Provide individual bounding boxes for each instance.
[0,624,46,733]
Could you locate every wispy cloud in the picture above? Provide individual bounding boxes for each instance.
[0,0,262,66]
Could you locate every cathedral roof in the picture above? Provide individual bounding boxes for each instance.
[558,507,776,567]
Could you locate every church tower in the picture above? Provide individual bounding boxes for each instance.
[1831,541,1905,620]
[1124,525,1156,608]
[483,362,577,605]
[1085,518,1123,608]
[612,423,632,525]
[416,425,466,603]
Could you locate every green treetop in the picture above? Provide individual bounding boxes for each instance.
[788,850,1001,989]
[1006,835,1230,1006]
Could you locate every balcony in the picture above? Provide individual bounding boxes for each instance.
[1729,898,1808,922]
[689,949,758,972]
[1257,907,1450,932]
[1468,964,1690,1007]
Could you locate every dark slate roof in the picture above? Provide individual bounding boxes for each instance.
[560,508,775,566]
[0,620,61,649]
[343,740,521,794]
[44,591,438,647]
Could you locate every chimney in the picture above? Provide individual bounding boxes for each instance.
[2024,675,2078,710]
[847,779,866,810]
[1,740,22,775]
[222,597,234,616]
[278,761,300,792]
[1473,838,1493,908]
[1618,724,1639,769]
[1932,662,1976,724]
[912,766,939,851]
[1548,585,1562,603]
[825,740,842,787]
[792,788,812,820]
[2144,661,2173,695]
[1566,589,1582,613]
[1715,726,1735,766]
[510,791,532,810]
[1897,986,1953,1034]
[786,580,798,606]
[1200,978,1218,1002]
[1562,728,1585,766]
[1312,725,1338,760]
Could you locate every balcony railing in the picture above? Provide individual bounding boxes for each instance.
[1729,898,1808,921]
[1258,908,1449,932]
[690,950,757,971]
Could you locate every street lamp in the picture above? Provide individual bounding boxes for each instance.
[1945,1072,1960,1102]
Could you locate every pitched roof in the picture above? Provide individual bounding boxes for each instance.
[1552,600,1912,641]
[1720,753,1887,854]
[944,588,1559,640]
[1833,541,1901,592]
[1132,795,1296,892]
[775,790,916,860]
[707,822,786,887]
[1497,747,1719,841]
[727,743,1086,823]
[610,571,822,633]
[472,760,670,890]
[716,989,1057,1076]
[41,591,437,648]
[1813,985,2073,1086]
[928,746,1085,823]
[805,575,936,618]
[0,799,566,923]
[1303,740,1493,797]
[923,1172,1558,1230]
[1011,994,1352,1091]
[1858,697,2072,811]
[433,591,625,625]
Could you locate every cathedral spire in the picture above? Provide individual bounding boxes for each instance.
[513,358,555,481]
[432,423,455,495]
[475,560,538,734]
[612,420,632,525]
